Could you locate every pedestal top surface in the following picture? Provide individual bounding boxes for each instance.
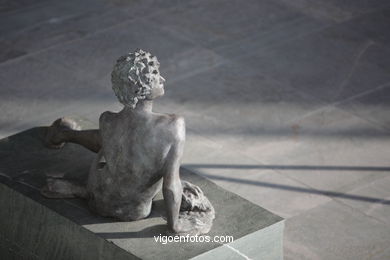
[0,119,283,259]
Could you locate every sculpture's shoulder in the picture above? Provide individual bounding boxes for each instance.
[154,113,185,143]
[99,111,117,127]
[100,110,116,121]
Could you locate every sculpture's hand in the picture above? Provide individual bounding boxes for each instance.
[170,218,197,235]
[44,117,81,149]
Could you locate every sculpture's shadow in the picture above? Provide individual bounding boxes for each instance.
[96,224,167,239]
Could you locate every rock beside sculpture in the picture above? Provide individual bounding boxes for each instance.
[179,181,215,235]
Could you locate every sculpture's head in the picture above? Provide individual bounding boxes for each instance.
[111,49,165,108]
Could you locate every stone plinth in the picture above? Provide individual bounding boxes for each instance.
[0,119,284,260]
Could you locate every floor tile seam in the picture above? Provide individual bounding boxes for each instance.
[331,197,390,226]
[0,1,123,41]
[332,2,390,25]
[0,56,112,116]
[219,68,388,129]
[273,0,390,25]
[0,56,77,98]
[210,150,337,199]
[331,81,390,132]
[233,42,390,123]
[157,0,286,42]
[269,169,346,202]
[222,16,390,113]
[275,103,335,129]
[2,1,150,42]
[182,125,226,150]
[151,5,332,63]
[217,21,331,65]
[179,145,261,176]
[211,25,336,116]
[260,12,390,115]
[333,73,390,104]
[282,80,390,128]
[272,0,346,23]
[216,66,327,109]
[229,155,388,210]
[166,58,229,86]
[273,168,390,204]
[313,188,390,227]
[179,101,327,142]
[207,13,326,50]
[180,101,389,169]
[37,35,227,92]
[0,8,102,42]
[0,5,180,68]
[332,173,390,195]
[146,16,210,51]
[0,16,133,68]
[337,111,390,133]
[283,197,389,228]
[0,0,52,17]
[281,199,332,221]
[222,5,341,58]
[173,49,331,127]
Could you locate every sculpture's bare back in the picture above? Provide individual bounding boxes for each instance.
[41,49,214,235]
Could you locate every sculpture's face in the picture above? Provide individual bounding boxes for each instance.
[145,71,165,100]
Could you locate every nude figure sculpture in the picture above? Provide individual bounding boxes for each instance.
[41,49,215,235]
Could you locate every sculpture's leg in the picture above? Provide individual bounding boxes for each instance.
[45,117,101,153]
[41,178,88,199]
[43,118,100,199]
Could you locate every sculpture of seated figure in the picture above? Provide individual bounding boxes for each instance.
[41,49,214,235]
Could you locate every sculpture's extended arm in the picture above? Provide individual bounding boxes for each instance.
[163,117,185,233]
[45,117,101,153]
[62,129,101,153]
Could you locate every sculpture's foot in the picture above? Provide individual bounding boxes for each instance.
[41,178,87,199]
[44,117,81,149]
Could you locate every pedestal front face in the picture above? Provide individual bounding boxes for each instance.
[0,120,284,260]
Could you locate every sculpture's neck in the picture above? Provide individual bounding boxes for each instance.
[125,100,153,114]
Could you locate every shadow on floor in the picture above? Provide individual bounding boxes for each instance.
[184,164,390,205]
[185,164,390,172]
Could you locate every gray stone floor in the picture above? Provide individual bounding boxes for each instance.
[1,0,389,259]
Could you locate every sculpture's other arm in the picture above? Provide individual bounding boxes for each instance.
[162,116,185,233]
